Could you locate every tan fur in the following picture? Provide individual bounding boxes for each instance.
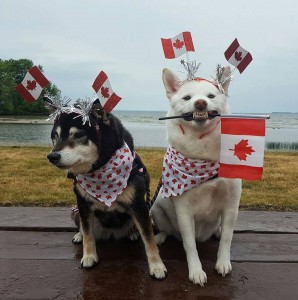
[132,215,165,273]
[80,210,98,267]
[76,183,135,213]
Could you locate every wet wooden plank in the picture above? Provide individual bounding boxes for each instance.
[236,211,298,233]
[1,259,297,299]
[232,233,298,262]
[0,207,76,232]
[0,207,297,233]
[0,231,76,260]
[0,231,297,262]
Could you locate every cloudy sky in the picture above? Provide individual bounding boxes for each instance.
[1,0,297,113]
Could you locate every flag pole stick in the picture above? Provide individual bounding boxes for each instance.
[159,113,270,121]
[231,66,237,74]
[186,52,190,66]
[220,114,270,119]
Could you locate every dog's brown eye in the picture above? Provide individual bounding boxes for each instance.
[207,94,215,99]
[183,95,191,100]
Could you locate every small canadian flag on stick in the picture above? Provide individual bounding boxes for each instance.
[224,38,253,74]
[161,31,195,59]
[16,66,50,103]
[219,118,266,180]
[92,71,122,113]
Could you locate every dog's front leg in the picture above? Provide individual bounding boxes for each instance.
[79,206,98,268]
[131,200,167,279]
[215,209,238,276]
[173,198,207,286]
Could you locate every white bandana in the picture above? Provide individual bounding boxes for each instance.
[162,145,219,198]
[76,143,134,207]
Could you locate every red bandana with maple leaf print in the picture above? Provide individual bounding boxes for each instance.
[162,146,219,198]
[76,143,134,207]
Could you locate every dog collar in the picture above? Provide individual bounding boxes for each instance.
[76,142,134,207]
[161,145,219,198]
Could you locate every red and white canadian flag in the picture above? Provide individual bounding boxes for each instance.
[161,31,195,59]
[16,66,50,103]
[92,71,122,113]
[219,118,266,180]
[224,38,253,74]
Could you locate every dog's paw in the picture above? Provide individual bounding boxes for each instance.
[215,258,232,277]
[81,254,98,268]
[189,269,207,286]
[154,232,168,245]
[149,261,167,279]
[72,232,83,244]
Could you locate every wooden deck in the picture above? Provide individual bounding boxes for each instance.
[0,208,297,299]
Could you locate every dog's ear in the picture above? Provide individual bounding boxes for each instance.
[221,66,231,94]
[162,68,181,97]
[91,99,111,125]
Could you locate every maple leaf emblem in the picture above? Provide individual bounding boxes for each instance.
[173,39,184,49]
[26,80,37,91]
[229,139,255,161]
[101,86,110,98]
[234,51,242,61]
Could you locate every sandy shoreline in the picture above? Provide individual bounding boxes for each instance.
[0,117,53,125]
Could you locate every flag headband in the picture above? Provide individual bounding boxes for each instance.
[178,62,232,95]
[161,32,252,95]
[43,70,121,126]
[194,77,221,91]
[16,66,121,126]
[44,93,72,121]
[44,94,110,127]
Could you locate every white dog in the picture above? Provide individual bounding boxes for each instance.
[151,66,242,286]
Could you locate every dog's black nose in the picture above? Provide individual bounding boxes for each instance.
[47,152,61,164]
[195,100,207,111]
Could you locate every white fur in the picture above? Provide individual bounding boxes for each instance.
[72,232,83,243]
[151,68,242,286]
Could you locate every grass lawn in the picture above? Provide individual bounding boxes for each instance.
[0,146,297,210]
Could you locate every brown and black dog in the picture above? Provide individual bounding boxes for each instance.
[47,100,166,279]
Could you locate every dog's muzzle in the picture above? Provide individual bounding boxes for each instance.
[159,110,220,121]
[193,110,219,120]
[47,152,61,165]
[183,110,219,121]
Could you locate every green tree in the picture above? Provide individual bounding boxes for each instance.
[0,59,60,115]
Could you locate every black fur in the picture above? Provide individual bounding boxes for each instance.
[48,108,166,277]
[50,111,150,238]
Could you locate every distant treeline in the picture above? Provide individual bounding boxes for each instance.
[0,59,59,115]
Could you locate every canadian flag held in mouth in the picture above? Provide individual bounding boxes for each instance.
[219,118,266,180]
[92,71,122,113]
[224,38,253,74]
[161,31,195,59]
[16,66,50,103]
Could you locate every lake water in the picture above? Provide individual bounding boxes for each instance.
[0,111,297,149]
